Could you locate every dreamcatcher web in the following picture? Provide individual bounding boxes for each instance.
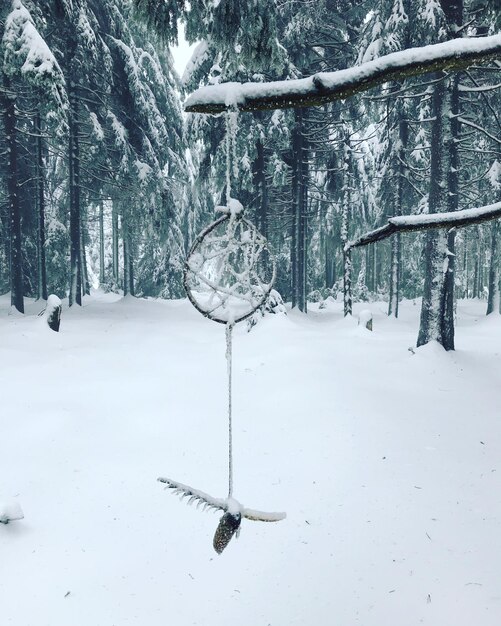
[183,199,276,325]
[158,110,285,554]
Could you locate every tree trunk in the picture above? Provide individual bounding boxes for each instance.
[299,139,308,313]
[291,171,297,308]
[3,78,24,313]
[487,220,500,314]
[388,99,407,318]
[99,203,105,285]
[290,108,308,312]
[473,240,479,299]
[112,203,119,286]
[341,136,352,316]
[35,109,48,301]
[80,218,91,296]
[440,0,463,345]
[324,232,336,289]
[68,82,82,306]
[253,117,268,240]
[388,233,400,317]
[417,75,452,349]
[123,234,129,297]
[463,232,468,298]
[122,216,134,297]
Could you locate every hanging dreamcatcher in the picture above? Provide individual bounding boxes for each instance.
[158,111,286,554]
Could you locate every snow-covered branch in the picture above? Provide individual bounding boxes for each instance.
[185,34,501,113]
[346,201,501,250]
[3,0,64,85]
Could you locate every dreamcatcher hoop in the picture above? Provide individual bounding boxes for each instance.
[159,112,285,554]
[183,205,277,325]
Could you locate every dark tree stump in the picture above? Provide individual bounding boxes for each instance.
[45,294,62,332]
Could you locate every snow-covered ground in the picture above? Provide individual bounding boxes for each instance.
[1,291,501,626]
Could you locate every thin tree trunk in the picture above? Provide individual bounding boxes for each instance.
[291,163,297,308]
[35,109,48,301]
[68,82,82,306]
[371,244,376,293]
[473,243,479,298]
[112,203,119,285]
[3,78,24,313]
[440,74,460,349]
[253,117,268,240]
[80,218,90,296]
[388,233,400,317]
[290,108,308,311]
[388,100,407,318]
[99,203,105,285]
[299,117,308,312]
[440,0,463,344]
[463,232,468,298]
[341,136,352,316]
[122,212,134,297]
[128,234,135,297]
[487,220,500,314]
[325,233,335,288]
[478,238,484,298]
[123,233,129,297]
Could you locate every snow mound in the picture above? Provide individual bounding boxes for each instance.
[0,501,24,524]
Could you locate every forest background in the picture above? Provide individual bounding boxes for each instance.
[2,0,501,350]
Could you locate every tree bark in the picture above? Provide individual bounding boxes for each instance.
[417,75,452,349]
[290,108,308,312]
[80,218,91,296]
[342,136,352,316]
[3,77,24,313]
[440,0,463,349]
[99,203,105,285]
[68,81,82,306]
[441,73,460,348]
[112,203,119,286]
[122,216,134,297]
[35,109,48,301]
[252,115,268,240]
[487,221,500,314]
[388,101,407,318]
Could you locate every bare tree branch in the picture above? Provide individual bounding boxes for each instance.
[346,201,501,250]
[185,34,501,113]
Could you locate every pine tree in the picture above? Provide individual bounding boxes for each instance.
[1,0,65,312]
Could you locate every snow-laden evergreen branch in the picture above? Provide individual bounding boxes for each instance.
[346,201,501,250]
[2,0,65,102]
[185,34,501,113]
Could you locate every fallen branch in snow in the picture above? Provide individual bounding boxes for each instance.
[185,34,501,113]
[346,201,501,250]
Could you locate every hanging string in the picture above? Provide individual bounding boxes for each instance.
[225,322,234,497]
[224,107,238,499]
[225,112,232,207]
[224,109,239,207]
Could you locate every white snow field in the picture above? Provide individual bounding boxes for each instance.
[1,291,501,626]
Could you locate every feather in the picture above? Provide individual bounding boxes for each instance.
[158,477,227,513]
[242,508,286,522]
[157,477,287,530]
